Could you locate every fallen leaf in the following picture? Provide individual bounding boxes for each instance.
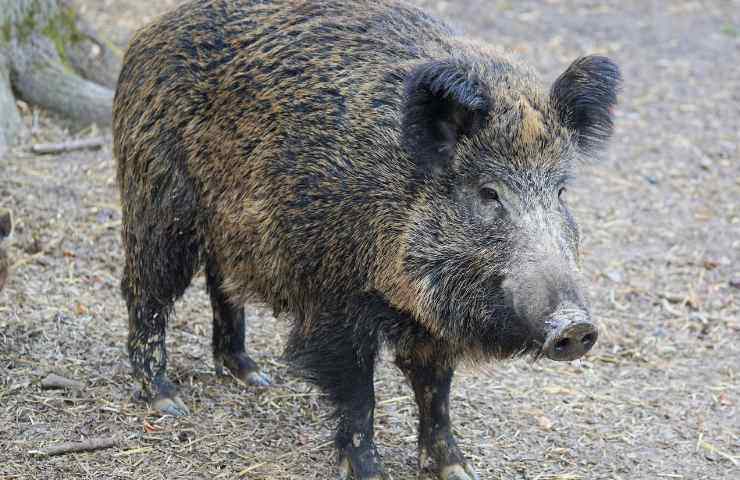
[703,259,719,270]
[144,420,165,433]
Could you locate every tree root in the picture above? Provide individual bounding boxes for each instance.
[12,36,114,126]
[0,67,22,156]
[0,0,121,151]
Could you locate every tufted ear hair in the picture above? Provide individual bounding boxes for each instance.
[550,55,621,154]
[401,59,490,175]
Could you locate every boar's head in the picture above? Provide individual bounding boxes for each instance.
[396,54,620,361]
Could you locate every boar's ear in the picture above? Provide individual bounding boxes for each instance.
[402,60,490,174]
[550,55,621,154]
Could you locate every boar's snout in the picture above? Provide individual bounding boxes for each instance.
[502,259,597,361]
[542,306,597,361]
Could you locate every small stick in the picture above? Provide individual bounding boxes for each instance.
[31,137,106,155]
[30,437,118,457]
[40,373,84,390]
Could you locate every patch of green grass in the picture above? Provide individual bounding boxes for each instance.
[1,21,11,43]
[720,24,740,37]
[41,6,84,71]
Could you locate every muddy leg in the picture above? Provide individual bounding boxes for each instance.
[207,261,270,386]
[125,295,189,417]
[396,355,478,480]
[334,365,386,480]
[120,222,200,417]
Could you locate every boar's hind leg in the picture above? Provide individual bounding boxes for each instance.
[121,183,202,416]
[396,354,479,480]
[123,279,191,417]
[206,259,270,386]
[121,242,199,416]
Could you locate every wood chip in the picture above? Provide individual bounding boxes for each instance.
[40,373,84,390]
[536,415,554,431]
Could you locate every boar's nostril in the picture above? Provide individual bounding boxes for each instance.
[554,337,570,353]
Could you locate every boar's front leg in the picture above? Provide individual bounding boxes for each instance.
[334,371,386,480]
[396,352,479,480]
[286,297,387,479]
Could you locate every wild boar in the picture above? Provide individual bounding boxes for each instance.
[113,1,620,478]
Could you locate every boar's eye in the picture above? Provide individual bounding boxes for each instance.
[475,183,505,220]
[479,185,501,204]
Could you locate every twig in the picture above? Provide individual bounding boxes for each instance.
[31,137,106,155]
[29,437,118,457]
[40,373,84,390]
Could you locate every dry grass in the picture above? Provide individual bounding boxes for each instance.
[1,1,738,479]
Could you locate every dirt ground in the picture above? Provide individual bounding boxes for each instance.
[1,0,738,479]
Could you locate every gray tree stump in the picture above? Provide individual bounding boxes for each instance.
[0,0,122,154]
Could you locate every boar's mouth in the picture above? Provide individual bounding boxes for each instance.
[464,281,547,360]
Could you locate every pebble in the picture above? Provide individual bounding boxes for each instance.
[605,269,624,283]
[645,175,659,185]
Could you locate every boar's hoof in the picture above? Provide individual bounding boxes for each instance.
[439,464,479,480]
[216,352,272,387]
[245,370,272,386]
[134,376,190,416]
[152,394,190,417]
[149,381,190,416]
[419,435,478,480]
[336,444,388,480]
